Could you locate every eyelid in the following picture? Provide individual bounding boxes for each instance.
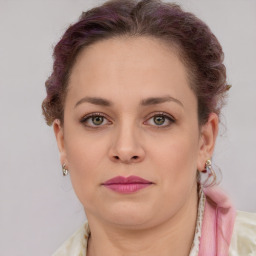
[145,111,175,121]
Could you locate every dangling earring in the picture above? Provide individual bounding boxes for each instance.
[201,159,216,186]
[62,163,69,176]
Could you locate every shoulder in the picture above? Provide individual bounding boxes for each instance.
[52,222,89,256]
[229,210,256,255]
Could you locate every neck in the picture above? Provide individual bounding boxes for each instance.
[87,184,198,256]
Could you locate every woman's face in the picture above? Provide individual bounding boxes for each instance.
[54,36,217,228]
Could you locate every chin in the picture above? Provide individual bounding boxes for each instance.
[101,203,156,229]
[107,215,151,229]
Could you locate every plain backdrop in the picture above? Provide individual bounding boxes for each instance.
[0,0,255,255]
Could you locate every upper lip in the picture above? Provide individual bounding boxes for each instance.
[102,175,153,185]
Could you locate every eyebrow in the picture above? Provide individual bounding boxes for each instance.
[74,95,183,108]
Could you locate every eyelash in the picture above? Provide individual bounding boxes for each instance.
[80,112,176,129]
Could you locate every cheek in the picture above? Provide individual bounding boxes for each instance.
[64,128,109,201]
[65,123,108,167]
[151,136,199,217]
[152,131,199,189]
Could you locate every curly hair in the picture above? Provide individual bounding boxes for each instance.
[42,0,230,126]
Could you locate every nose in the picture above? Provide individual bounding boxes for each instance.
[109,123,145,164]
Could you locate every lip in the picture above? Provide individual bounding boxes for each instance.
[102,175,153,194]
[102,175,153,185]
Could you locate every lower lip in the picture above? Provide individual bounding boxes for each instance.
[103,183,152,194]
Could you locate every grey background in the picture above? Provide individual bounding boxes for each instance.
[0,0,255,255]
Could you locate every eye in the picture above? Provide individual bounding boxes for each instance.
[145,112,175,128]
[80,113,111,127]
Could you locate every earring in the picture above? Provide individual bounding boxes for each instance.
[201,159,216,185]
[62,164,69,176]
[202,159,212,173]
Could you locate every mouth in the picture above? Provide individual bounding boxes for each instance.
[102,175,154,194]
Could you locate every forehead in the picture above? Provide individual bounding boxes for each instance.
[71,36,186,83]
[67,36,196,109]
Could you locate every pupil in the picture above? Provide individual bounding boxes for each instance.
[93,116,103,125]
[154,116,164,125]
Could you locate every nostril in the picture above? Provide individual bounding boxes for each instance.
[113,155,139,160]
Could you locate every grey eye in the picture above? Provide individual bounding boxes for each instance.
[154,116,165,125]
[80,113,109,127]
[146,113,175,128]
[92,116,104,125]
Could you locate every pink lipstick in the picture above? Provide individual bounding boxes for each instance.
[102,175,153,194]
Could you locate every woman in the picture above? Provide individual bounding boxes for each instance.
[42,0,256,255]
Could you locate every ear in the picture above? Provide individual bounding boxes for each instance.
[53,119,67,166]
[197,113,219,171]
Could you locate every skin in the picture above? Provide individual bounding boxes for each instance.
[54,36,218,256]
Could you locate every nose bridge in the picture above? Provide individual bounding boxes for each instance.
[110,116,144,163]
[115,116,139,149]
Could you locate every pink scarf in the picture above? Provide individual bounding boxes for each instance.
[198,186,236,256]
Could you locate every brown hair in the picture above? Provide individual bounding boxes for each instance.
[42,0,230,126]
